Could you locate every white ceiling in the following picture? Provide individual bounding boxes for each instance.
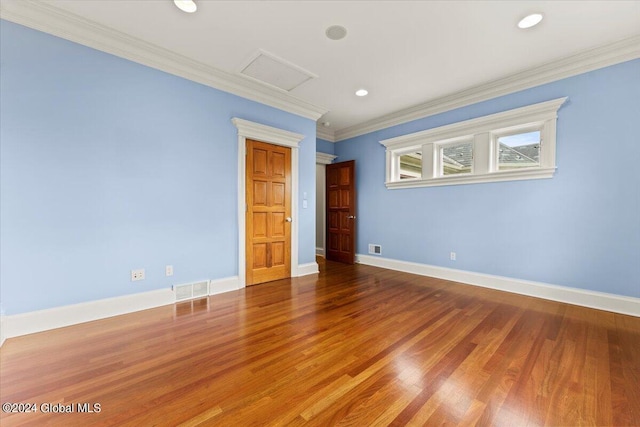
[4,1,640,141]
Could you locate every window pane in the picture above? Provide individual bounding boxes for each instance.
[498,131,540,171]
[399,151,422,179]
[441,142,472,175]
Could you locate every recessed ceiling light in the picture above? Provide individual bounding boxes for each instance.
[355,89,368,97]
[174,0,197,13]
[518,13,543,29]
[326,25,347,41]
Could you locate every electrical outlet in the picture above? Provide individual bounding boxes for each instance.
[450,252,456,261]
[131,268,145,281]
[165,265,174,277]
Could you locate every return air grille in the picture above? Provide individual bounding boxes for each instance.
[368,244,382,255]
[173,280,209,302]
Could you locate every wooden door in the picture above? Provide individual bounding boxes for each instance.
[246,140,292,285]
[326,160,356,264]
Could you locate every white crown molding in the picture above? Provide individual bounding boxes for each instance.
[316,152,337,164]
[380,97,566,149]
[0,0,328,121]
[316,126,336,142]
[357,254,640,317]
[335,35,640,142]
[3,1,637,147]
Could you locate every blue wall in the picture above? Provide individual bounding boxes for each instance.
[0,21,317,315]
[317,138,335,155]
[2,20,637,317]
[335,59,640,298]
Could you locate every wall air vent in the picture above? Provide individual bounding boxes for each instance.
[368,244,382,255]
[173,280,209,302]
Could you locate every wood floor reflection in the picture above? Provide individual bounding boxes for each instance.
[1,258,639,426]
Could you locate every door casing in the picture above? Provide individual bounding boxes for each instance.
[315,153,338,257]
[232,118,305,288]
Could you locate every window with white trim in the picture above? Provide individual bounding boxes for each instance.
[440,139,473,176]
[398,149,422,179]
[497,130,541,171]
[381,97,566,188]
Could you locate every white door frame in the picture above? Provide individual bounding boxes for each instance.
[232,118,305,288]
[316,152,337,257]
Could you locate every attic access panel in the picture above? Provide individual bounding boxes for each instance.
[240,49,317,92]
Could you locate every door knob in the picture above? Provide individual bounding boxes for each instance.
[285,217,292,222]
[347,215,356,219]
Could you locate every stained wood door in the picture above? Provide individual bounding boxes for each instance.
[326,160,356,264]
[246,139,292,285]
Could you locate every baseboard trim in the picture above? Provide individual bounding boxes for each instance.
[297,262,319,277]
[209,276,241,295]
[0,315,6,347]
[356,254,640,317]
[3,288,174,340]
[315,247,325,257]
[1,276,241,342]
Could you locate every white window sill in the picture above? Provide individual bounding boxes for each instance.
[385,167,556,189]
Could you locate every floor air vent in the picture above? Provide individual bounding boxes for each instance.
[173,281,209,302]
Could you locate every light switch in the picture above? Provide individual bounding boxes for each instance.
[303,200,308,209]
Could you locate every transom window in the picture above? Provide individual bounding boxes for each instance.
[399,150,422,179]
[381,98,566,188]
[497,131,540,171]
[441,141,473,176]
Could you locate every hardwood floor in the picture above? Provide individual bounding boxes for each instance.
[1,259,639,426]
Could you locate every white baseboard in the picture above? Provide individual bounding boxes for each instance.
[315,247,325,256]
[297,262,320,277]
[356,254,640,317]
[1,276,241,343]
[209,276,241,295]
[0,315,6,347]
[3,288,174,340]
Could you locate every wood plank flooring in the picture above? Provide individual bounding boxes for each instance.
[1,259,639,426]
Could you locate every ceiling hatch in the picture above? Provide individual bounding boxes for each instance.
[239,49,318,92]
